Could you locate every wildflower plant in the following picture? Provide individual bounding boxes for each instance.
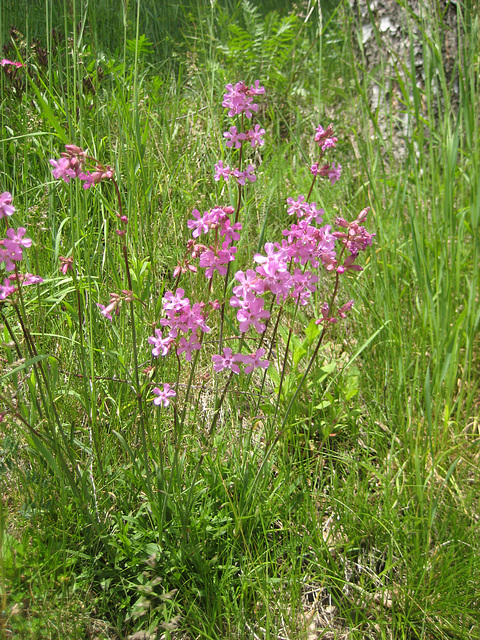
[1,81,374,469]
[0,83,374,633]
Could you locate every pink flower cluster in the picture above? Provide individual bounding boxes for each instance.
[0,227,32,271]
[0,194,43,301]
[222,81,265,118]
[50,145,114,189]
[214,81,265,186]
[214,161,257,185]
[147,84,374,407]
[223,125,265,149]
[226,123,374,327]
[185,205,240,280]
[148,288,211,362]
[0,272,43,301]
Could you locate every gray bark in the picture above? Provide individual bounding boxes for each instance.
[350,0,458,160]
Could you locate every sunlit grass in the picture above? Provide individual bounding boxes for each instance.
[0,1,478,639]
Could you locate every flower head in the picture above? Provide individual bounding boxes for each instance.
[152,383,176,407]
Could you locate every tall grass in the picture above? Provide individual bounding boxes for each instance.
[0,1,478,639]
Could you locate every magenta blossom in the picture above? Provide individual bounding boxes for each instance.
[152,383,176,407]
[49,157,77,183]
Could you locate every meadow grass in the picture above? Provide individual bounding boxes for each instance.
[0,1,478,639]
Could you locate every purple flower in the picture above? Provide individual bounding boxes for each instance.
[0,192,15,219]
[212,347,243,374]
[152,384,176,407]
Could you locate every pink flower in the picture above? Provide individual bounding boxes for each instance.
[338,300,354,319]
[199,245,236,279]
[0,278,16,300]
[78,165,114,189]
[245,125,265,148]
[315,302,337,325]
[148,329,174,357]
[212,347,243,374]
[287,195,309,218]
[232,292,270,333]
[219,219,242,244]
[59,256,74,274]
[2,228,32,267]
[223,126,246,149]
[214,161,231,182]
[187,209,214,238]
[0,192,15,219]
[328,162,342,185]
[152,384,176,407]
[49,157,77,183]
[177,335,202,361]
[232,164,256,185]
[97,303,113,321]
[236,348,270,374]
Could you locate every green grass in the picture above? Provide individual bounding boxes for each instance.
[1,1,479,639]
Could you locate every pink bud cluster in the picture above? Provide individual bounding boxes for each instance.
[97,290,133,321]
[1,59,23,68]
[50,145,114,189]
